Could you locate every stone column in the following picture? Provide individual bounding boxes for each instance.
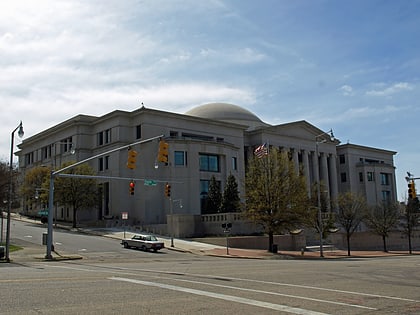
[312,150,319,188]
[328,154,338,207]
[302,150,311,194]
[293,148,299,174]
[320,152,330,191]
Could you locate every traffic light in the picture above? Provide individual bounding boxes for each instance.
[408,180,416,199]
[164,182,171,197]
[129,181,135,195]
[157,140,169,164]
[127,149,138,170]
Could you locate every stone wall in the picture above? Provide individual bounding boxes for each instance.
[330,231,420,251]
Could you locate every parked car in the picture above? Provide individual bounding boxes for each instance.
[121,234,165,252]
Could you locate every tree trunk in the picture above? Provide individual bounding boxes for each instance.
[382,235,387,252]
[268,231,274,252]
[346,233,351,256]
[408,232,412,254]
[72,207,77,229]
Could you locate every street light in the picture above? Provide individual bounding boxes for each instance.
[5,121,24,262]
[315,128,334,258]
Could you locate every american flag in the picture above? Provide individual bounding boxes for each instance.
[254,143,268,158]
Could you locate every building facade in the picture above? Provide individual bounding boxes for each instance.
[17,103,397,237]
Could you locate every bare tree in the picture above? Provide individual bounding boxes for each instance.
[364,201,400,252]
[0,161,8,204]
[21,166,51,215]
[336,192,367,256]
[304,182,336,249]
[245,148,309,252]
[54,162,98,228]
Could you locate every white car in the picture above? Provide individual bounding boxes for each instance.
[121,234,165,252]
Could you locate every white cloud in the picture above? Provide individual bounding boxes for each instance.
[366,82,414,96]
[338,85,354,96]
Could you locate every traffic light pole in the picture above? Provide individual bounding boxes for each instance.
[45,134,163,259]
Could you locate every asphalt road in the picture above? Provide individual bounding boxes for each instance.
[1,220,420,314]
[5,219,187,262]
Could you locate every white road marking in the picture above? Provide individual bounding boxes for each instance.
[110,276,330,315]
[24,235,33,238]
[46,264,418,309]
[162,276,376,310]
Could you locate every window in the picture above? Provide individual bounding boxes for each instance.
[97,132,104,146]
[25,152,34,165]
[199,154,219,172]
[97,129,111,146]
[136,125,142,139]
[60,137,73,153]
[381,190,391,202]
[105,155,109,170]
[359,172,364,182]
[339,154,345,164]
[232,157,237,171]
[200,180,209,194]
[340,172,347,183]
[174,151,187,166]
[98,156,110,171]
[200,179,209,214]
[104,129,111,144]
[367,172,375,182]
[99,157,104,171]
[42,145,52,159]
[380,173,390,185]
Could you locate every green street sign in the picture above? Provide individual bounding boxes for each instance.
[144,179,157,186]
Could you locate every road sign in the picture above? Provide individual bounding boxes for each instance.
[122,212,128,220]
[144,179,157,186]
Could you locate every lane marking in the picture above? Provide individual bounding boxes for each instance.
[110,276,330,315]
[44,264,420,306]
[162,276,376,310]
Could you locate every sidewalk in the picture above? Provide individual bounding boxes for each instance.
[84,227,420,260]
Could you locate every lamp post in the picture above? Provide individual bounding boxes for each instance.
[170,199,183,247]
[1,200,6,244]
[315,129,334,258]
[45,141,76,259]
[5,121,24,262]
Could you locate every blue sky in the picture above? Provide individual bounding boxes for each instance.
[1,0,419,199]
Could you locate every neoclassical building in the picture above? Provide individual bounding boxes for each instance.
[17,103,397,237]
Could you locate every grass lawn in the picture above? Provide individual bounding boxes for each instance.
[0,243,23,252]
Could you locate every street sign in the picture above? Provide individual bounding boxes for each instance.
[122,212,128,220]
[144,179,157,186]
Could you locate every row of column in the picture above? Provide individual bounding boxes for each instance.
[291,148,338,204]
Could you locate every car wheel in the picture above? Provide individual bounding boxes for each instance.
[141,245,147,251]
[123,242,129,248]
